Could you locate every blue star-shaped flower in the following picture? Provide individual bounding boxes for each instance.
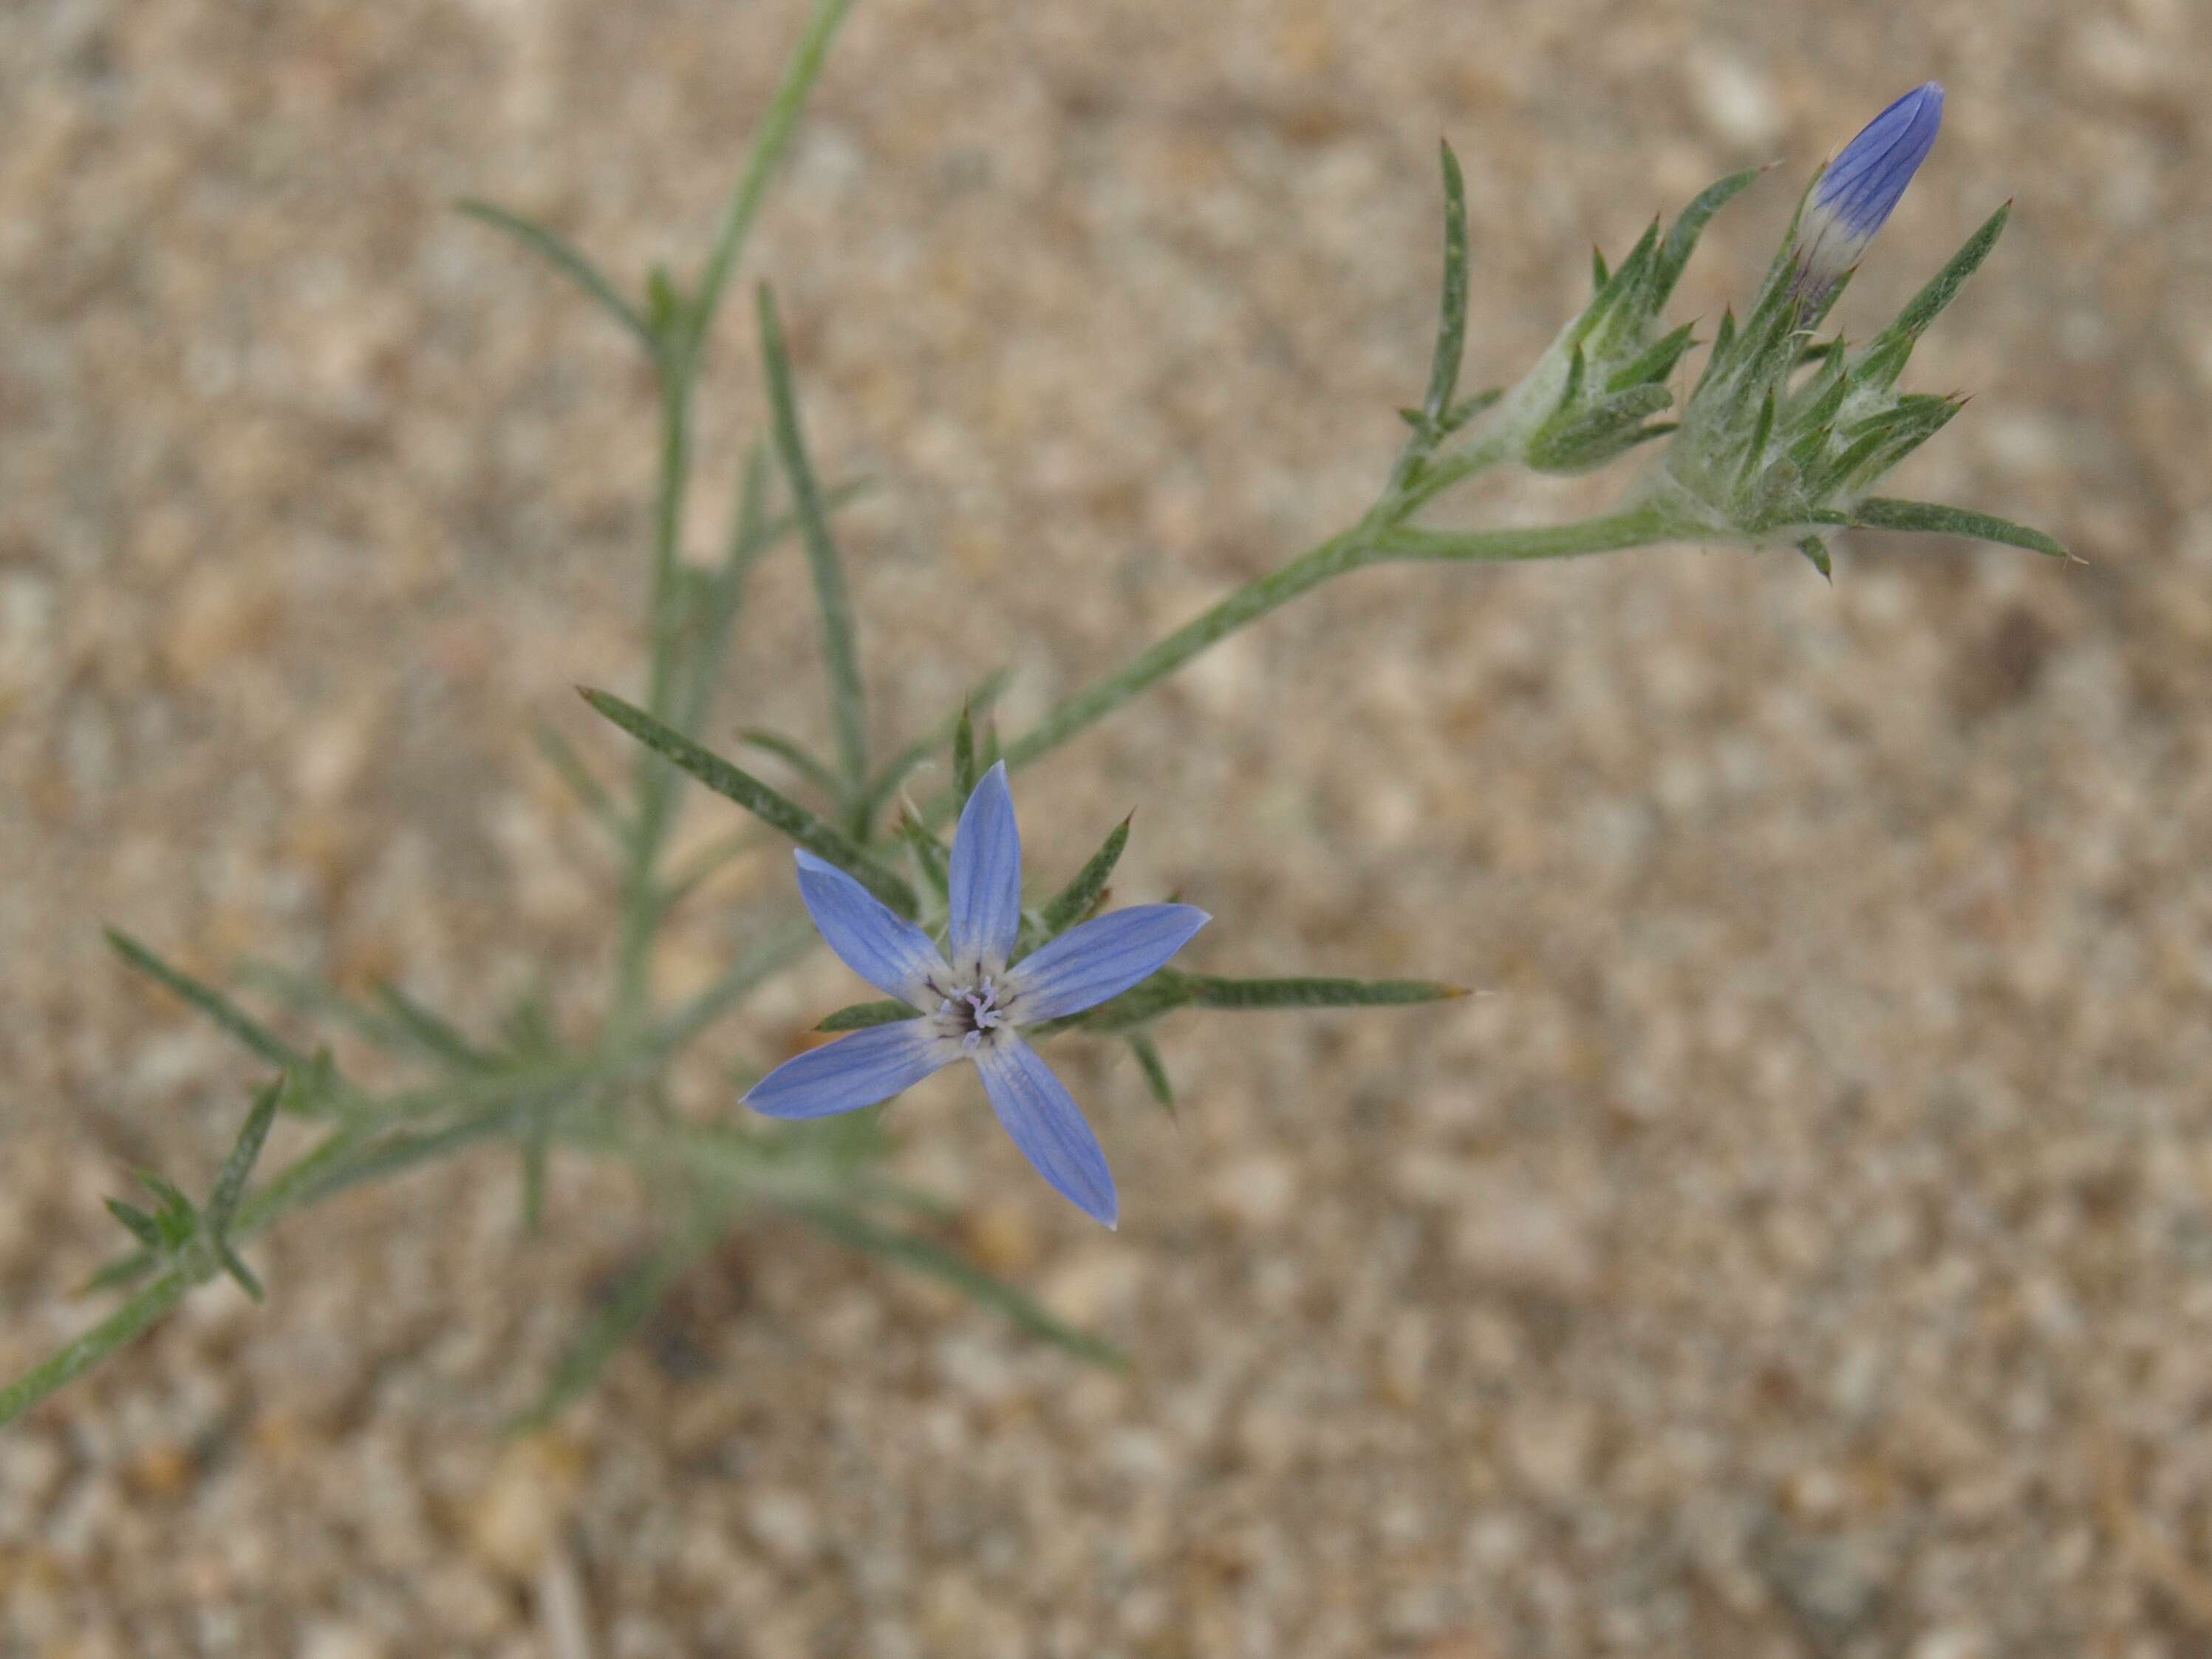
[744,762,1209,1228]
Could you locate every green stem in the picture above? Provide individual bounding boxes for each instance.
[0,1270,192,1426]
[4,517,1669,1445]
[1000,521,1376,774]
[0,1040,675,1430]
[610,0,859,1029]
[1371,500,1676,565]
[1391,423,1523,517]
[994,500,1676,790]
[614,380,694,1024]
[684,0,859,389]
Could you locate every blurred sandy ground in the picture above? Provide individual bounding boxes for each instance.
[3,0,2209,1652]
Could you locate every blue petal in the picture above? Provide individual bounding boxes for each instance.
[1815,83,1944,236]
[947,760,1023,972]
[1003,903,1209,1024]
[795,849,949,1004]
[973,1037,1117,1227]
[744,1020,960,1120]
[1798,83,1943,285]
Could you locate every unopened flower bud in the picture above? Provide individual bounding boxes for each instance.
[1795,83,1945,293]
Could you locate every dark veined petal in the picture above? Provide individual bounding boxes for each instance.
[1815,82,1944,234]
[794,849,949,1005]
[1798,83,1944,285]
[743,1020,961,1119]
[1003,904,1211,1024]
[946,760,1023,972]
[972,1038,1117,1228]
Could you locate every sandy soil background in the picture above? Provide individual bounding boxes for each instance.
[4,0,2211,1653]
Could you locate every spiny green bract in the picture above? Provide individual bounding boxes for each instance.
[1490,169,1761,476]
[1650,202,2065,571]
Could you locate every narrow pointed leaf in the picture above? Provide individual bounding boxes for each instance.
[1740,297,1808,395]
[897,813,950,901]
[1443,386,1503,431]
[758,285,868,801]
[1787,338,1851,431]
[1615,214,1664,307]
[1851,332,1911,391]
[1526,384,1673,474]
[1693,307,1739,400]
[1051,968,1468,1035]
[953,705,978,800]
[1861,202,2010,386]
[204,1078,284,1239]
[104,1199,163,1252]
[1820,425,1902,494]
[1796,535,1834,579]
[580,688,916,916]
[1575,219,1659,345]
[677,463,876,742]
[1740,386,1778,485]
[1037,815,1130,941]
[134,1170,197,1227]
[106,930,310,1076]
[288,1107,535,1211]
[375,984,494,1070]
[1186,974,1470,1011]
[1421,140,1472,426]
[1127,1032,1175,1119]
[682,0,863,355]
[1819,396,1960,496]
[1849,497,2067,558]
[1607,321,1698,393]
[234,962,423,1055]
[215,1242,264,1304]
[454,199,655,350]
[0,1270,196,1431]
[1652,166,1763,307]
[1786,419,1831,476]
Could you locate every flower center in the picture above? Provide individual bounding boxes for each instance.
[932,975,1009,1053]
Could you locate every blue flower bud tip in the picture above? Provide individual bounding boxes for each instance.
[1798,82,1945,286]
